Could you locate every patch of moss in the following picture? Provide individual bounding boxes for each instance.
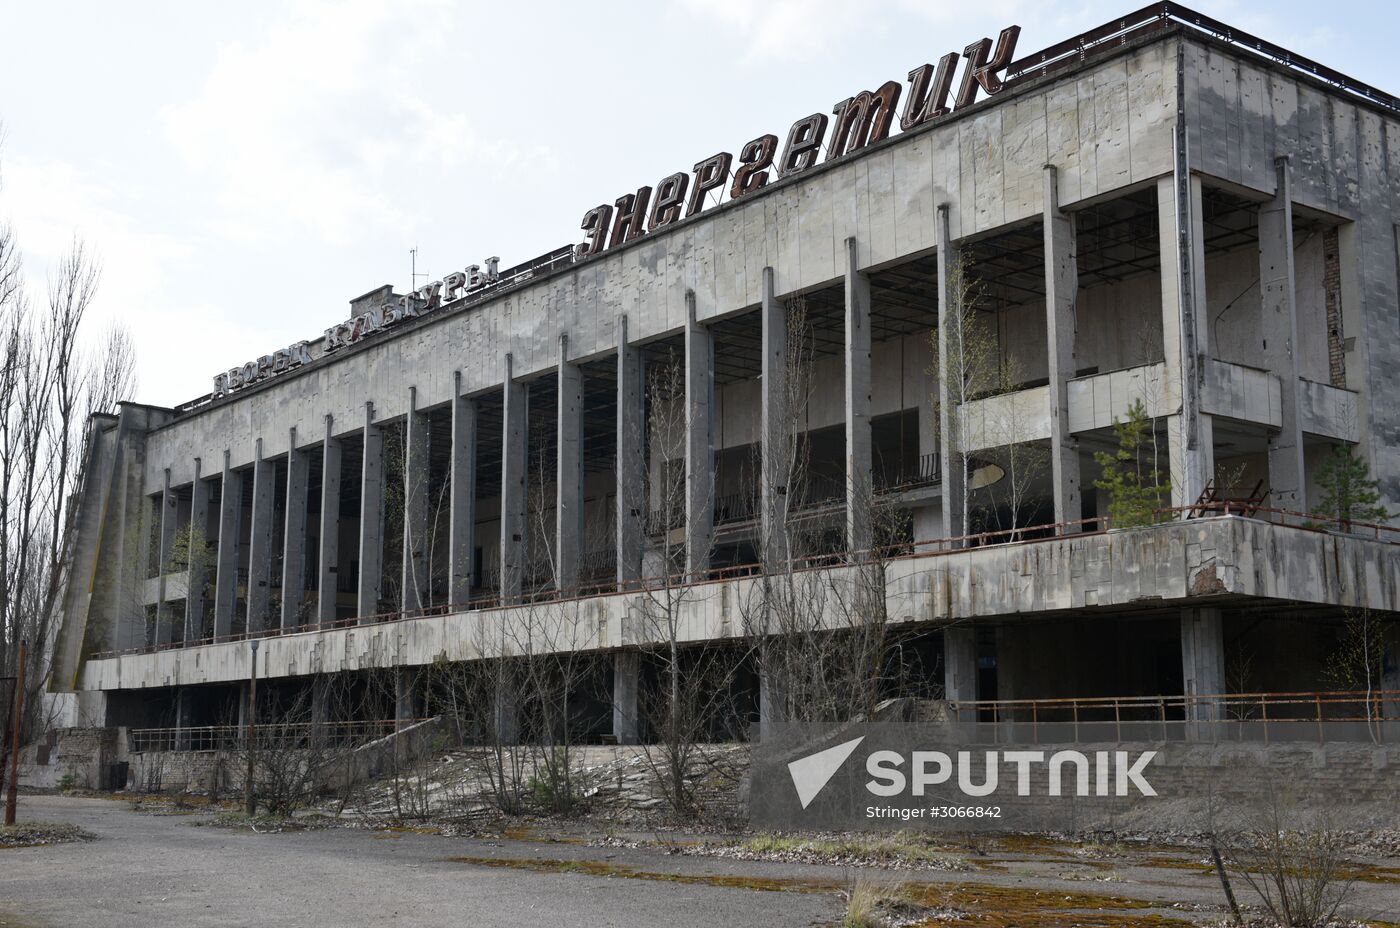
[444,854,1200,927]
[448,854,841,893]
[904,884,1194,928]
[740,831,972,870]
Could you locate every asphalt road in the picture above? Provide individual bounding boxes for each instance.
[0,796,839,928]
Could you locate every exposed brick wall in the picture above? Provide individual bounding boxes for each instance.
[1325,227,1346,388]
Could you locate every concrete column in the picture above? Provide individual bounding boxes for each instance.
[1043,166,1082,530]
[500,355,528,603]
[357,403,385,621]
[915,333,941,549]
[310,675,330,727]
[758,662,786,742]
[494,679,520,745]
[317,416,342,628]
[394,667,416,729]
[936,205,967,540]
[612,650,640,745]
[1180,607,1225,723]
[1260,157,1306,511]
[616,316,645,587]
[184,458,210,642]
[213,450,242,640]
[447,373,477,608]
[1382,623,1400,738]
[110,429,152,652]
[556,335,585,591]
[1158,172,1214,511]
[281,428,310,630]
[246,440,276,634]
[845,238,874,555]
[154,468,178,645]
[236,680,249,733]
[684,292,714,575]
[942,625,978,703]
[402,387,431,613]
[759,267,789,568]
[174,688,195,751]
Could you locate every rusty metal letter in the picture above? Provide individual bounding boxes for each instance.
[609,187,652,248]
[956,26,1020,109]
[778,114,828,178]
[688,152,732,217]
[829,80,902,160]
[900,52,959,130]
[973,26,1020,95]
[649,173,689,231]
[731,135,777,199]
[577,204,612,259]
[441,271,466,301]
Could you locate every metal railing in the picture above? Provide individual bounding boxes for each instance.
[91,505,1400,659]
[875,453,941,492]
[1005,3,1400,115]
[127,718,413,753]
[714,492,758,525]
[946,689,1400,744]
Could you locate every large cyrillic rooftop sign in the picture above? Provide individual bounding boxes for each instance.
[574,27,1021,259]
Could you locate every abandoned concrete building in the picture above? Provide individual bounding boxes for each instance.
[44,5,1400,752]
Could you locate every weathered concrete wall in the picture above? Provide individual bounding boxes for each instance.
[18,727,126,791]
[79,518,1400,691]
[1182,37,1400,510]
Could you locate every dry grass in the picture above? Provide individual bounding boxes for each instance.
[743,832,972,870]
[843,878,908,928]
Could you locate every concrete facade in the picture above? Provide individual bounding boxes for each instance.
[47,15,1400,740]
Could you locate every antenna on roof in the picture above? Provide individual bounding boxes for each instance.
[410,246,427,292]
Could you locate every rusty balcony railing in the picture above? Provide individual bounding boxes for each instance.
[127,718,416,753]
[944,689,1400,744]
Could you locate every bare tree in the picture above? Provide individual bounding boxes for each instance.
[1217,779,1360,927]
[739,298,917,728]
[0,228,135,775]
[931,250,998,536]
[978,351,1050,540]
[490,415,600,815]
[1323,607,1390,742]
[629,350,746,816]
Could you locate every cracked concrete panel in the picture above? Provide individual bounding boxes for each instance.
[969,107,1006,233]
[866,148,898,268]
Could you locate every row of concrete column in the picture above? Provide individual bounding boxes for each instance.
[158,160,1307,642]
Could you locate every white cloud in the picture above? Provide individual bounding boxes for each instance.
[0,155,196,346]
[688,0,1063,63]
[159,0,499,247]
[684,0,870,62]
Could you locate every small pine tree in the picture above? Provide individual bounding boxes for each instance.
[1093,398,1170,529]
[1316,445,1390,529]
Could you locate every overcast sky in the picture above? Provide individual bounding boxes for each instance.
[2,0,1396,406]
